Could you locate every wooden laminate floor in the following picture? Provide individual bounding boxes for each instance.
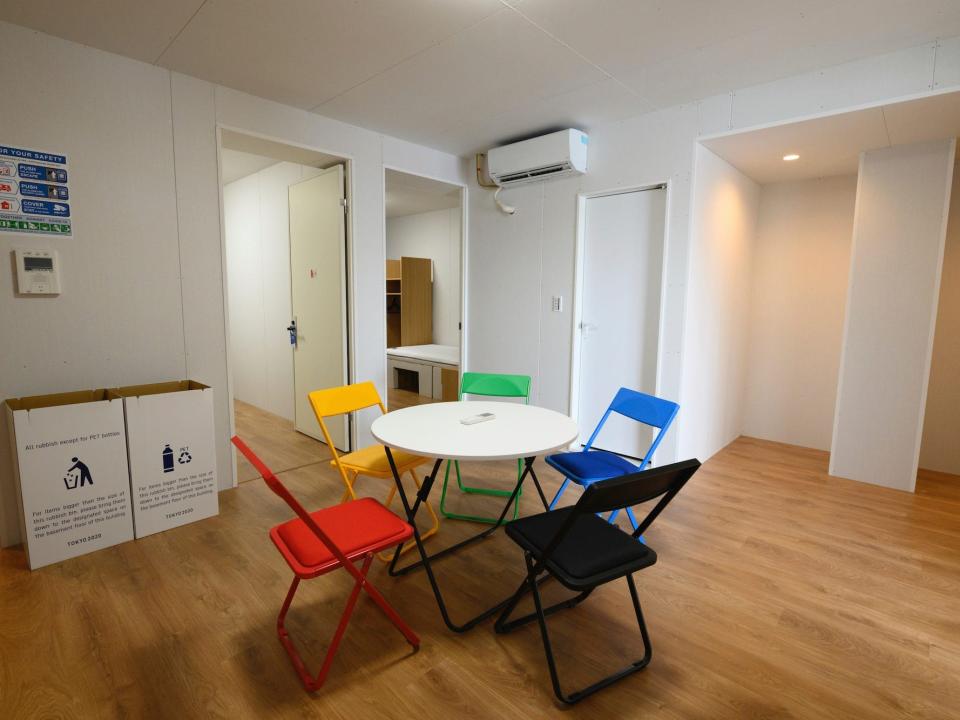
[233,393,435,481]
[386,387,437,411]
[1,434,959,719]
[233,400,332,483]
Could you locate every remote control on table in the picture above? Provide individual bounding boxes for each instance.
[461,412,495,425]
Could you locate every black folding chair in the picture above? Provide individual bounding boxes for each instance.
[493,458,701,704]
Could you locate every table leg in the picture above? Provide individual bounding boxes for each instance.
[389,455,543,576]
[384,448,545,633]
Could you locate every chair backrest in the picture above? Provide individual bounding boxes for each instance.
[459,372,532,403]
[578,459,699,519]
[231,435,358,573]
[309,381,385,419]
[582,388,680,470]
[308,382,386,476]
[609,387,678,429]
[538,459,700,562]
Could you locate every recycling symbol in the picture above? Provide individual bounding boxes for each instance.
[178,447,193,464]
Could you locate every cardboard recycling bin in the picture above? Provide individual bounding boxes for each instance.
[110,381,218,538]
[5,390,134,569]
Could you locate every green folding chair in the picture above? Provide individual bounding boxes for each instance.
[439,372,532,524]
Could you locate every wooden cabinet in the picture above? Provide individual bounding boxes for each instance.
[386,256,432,347]
[440,367,459,402]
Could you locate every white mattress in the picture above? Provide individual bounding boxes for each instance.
[387,343,459,366]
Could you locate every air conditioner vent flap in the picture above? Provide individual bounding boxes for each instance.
[487,130,587,187]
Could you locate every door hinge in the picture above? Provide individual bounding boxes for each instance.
[339,197,348,214]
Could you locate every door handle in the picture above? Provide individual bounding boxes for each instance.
[287,320,298,348]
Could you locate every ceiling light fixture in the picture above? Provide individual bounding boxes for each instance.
[783,153,800,161]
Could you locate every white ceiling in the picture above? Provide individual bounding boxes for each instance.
[3,2,960,155]
[219,130,345,183]
[702,90,960,184]
[220,149,276,184]
[220,129,344,168]
[385,170,460,219]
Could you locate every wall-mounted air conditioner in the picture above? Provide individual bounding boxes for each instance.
[487,129,588,187]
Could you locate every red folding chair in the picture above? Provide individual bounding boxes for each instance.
[232,436,420,692]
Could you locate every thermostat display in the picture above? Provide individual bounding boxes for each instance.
[24,256,53,271]
[14,248,61,295]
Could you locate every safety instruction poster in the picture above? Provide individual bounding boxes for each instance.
[0,144,72,236]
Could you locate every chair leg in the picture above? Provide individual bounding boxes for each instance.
[440,458,525,524]
[276,577,311,687]
[412,467,441,539]
[276,554,418,692]
[340,470,359,504]
[548,477,571,510]
[276,555,392,692]
[384,482,397,509]
[605,506,645,542]
[494,571,591,634]
[439,459,455,518]
[312,556,371,689]
[358,571,420,649]
[500,554,654,705]
[378,468,438,561]
[511,458,523,520]
[606,505,636,527]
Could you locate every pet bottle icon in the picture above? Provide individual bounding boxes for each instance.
[162,444,175,473]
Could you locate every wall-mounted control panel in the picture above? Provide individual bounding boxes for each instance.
[14,248,61,295]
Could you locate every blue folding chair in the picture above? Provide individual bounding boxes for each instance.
[546,388,679,531]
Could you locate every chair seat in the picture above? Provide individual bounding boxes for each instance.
[546,450,638,484]
[334,444,428,476]
[506,507,656,590]
[271,498,413,577]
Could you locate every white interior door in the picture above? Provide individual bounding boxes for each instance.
[576,187,666,458]
[289,165,349,450]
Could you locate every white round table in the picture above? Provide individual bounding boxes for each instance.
[371,401,579,633]
[371,401,580,461]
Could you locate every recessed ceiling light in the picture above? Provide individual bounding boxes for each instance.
[783,153,800,161]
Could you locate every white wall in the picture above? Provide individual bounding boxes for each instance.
[919,159,960,475]
[831,139,956,492]
[678,147,760,460]
[467,35,960,465]
[743,175,857,451]
[224,162,322,421]
[468,109,700,466]
[386,207,461,347]
[0,20,466,546]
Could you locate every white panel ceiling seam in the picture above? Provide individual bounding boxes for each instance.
[153,0,208,65]
[879,105,892,147]
[307,6,509,113]
[496,0,657,111]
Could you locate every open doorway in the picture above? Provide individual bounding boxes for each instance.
[383,169,465,410]
[219,129,351,482]
[696,89,960,495]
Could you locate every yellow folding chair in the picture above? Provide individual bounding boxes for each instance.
[308,381,439,559]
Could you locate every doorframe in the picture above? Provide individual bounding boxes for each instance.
[567,181,672,439]
[381,165,470,397]
[215,125,356,487]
